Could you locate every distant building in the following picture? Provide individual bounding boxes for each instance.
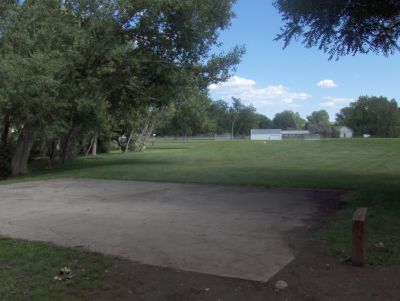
[281,130,310,139]
[250,129,317,140]
[338,126,353,138]
[250,129,282,140]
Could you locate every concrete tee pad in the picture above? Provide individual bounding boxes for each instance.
[0,179,333,282]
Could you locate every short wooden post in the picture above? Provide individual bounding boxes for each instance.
[352,207,368,267]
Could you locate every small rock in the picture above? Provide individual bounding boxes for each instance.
[204,288,210,292]
[60,267,71,275]
[54,276,63,281]
[275,280,288,291]
[325,263,331,270]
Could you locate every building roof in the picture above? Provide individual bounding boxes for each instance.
[281,130,310,135]
[251,129,281,134]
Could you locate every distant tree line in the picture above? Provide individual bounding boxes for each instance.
[157,95,400,139]
[158,96,272,138]
[157,96,330,137]
[337,96,400,137]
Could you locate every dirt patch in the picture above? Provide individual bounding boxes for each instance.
[84,190,399,301]
[85,251,400,301]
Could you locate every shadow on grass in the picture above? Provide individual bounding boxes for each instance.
[9,156,172,183]
[147,146,189,150]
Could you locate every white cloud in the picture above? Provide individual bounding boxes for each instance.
[319,97,354,108]
[209,76,311,108]
[317,79,337,88]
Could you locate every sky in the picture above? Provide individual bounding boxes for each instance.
[208,0,400,121]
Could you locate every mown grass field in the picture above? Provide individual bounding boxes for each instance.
[6,138,400,189]
[1,138,400,299]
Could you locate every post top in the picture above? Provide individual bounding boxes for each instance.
[353,207,368,222]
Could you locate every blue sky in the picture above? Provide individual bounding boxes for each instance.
[208,0,400,121]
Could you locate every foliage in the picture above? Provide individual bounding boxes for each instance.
[208,100,231,134]
[273,110,300,130]
[274,0,400,59]
[336,96,400,137]
[256,114,273,129]
[0,0,243,175]
[159,96,265,137]
[306,110,333,137]
[162,89,214,137]
[233,104,259,136]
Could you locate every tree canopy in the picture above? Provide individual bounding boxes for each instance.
[274,0,400,58]
[306,110,332,137]
[0,0,243,176]
[336,96,400,137]
[272,110,303,130]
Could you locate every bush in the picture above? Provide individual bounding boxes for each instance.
[0,146,12,179]
[97,138,111,154]
[331,126,340,138]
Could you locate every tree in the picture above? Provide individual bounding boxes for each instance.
[164,90,214,137]
[157,96,268,137]
[256,114,273,129]
[234,105,259,136]
[0,0,78,175]
[229,97,243,139]
[293,112,306,129]
[274,0,400,58]
[0,0,243,176]
[306,110,332,137]
[273,110,297,130]
[208,100,231,134]
[336,96,400,137]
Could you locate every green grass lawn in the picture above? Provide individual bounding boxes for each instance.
[1,138,400,298]
[0,237,112,301]
[6,138,400,190]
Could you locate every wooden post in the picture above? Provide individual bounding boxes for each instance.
[352,207,368,267]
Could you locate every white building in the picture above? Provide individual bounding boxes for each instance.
[251,129,282,140]
[338,126,353,138]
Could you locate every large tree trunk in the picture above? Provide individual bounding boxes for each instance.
[135,115,150,152]
[11,125,37,176]
[1,114,10,147]
[91,133,98,156]
[138,107,164,150]
[47,140,57,169]
[60,124,76,165]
